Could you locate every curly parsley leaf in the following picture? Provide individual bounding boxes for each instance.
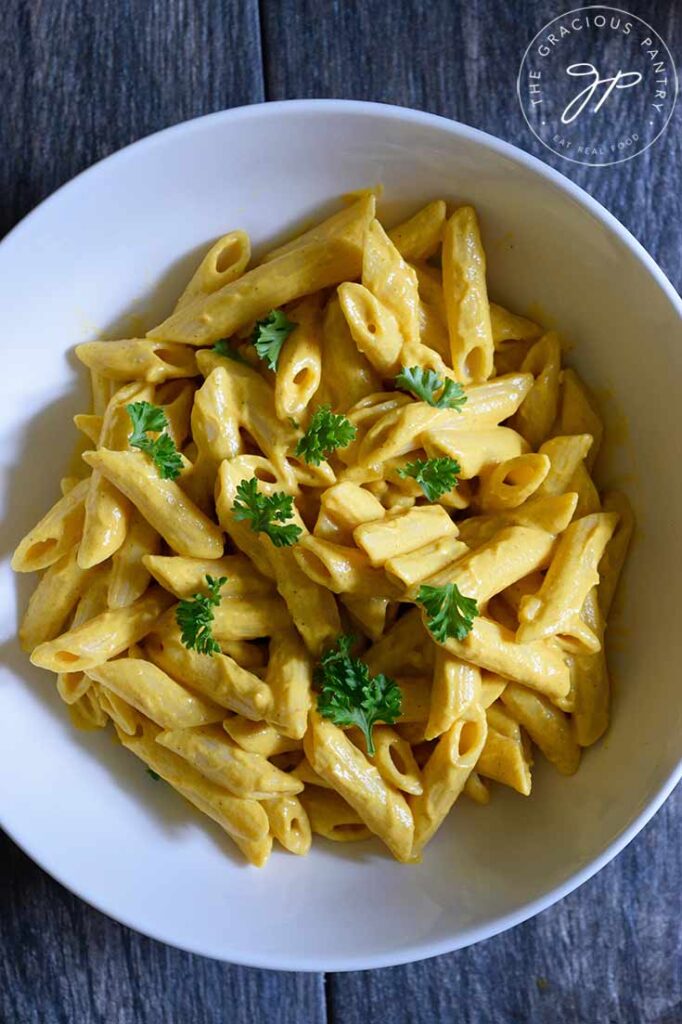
[397,456,461,502]
[250,309,296,371]
[232,477,302,548]
[126,401,183,480]
[294,405,357,465]
[418,583,478,643]
[395,366,467,410]
[315,634,402,756]
[175,574,227,656]
[212,338,248,364]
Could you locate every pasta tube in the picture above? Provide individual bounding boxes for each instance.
[489,304,542,346]
[338,281,404,376]
[265,628,313,740]
[174,230,251,310]
[55,569,110,705]
[365,726,423,795]
[87,658,223,729]
[385,536,468,589]
[147,196,375,344]
[425,652,481,740]
[304,710,414,861]
[294,535,399,598]
[76,339,198,382]
[117,716,271,866]
[598,491,634,617]
[30,587,174,674]
[215,460,341,655]
[512,333,562,449]
[145,623,271,720]
[223,717,302,756]
[554,369,603,469]
[300,787,372,843]
[411,705,488,854]
[442,616,571,701]
[143,553,273,601]
[477,453,550,511]
[421,525,555,606]
[363,218,421,350]
[107,511,160,608]
[82,449,224,559]
[12,478,89,573]
[501,682,580,775]
[517,512,618,648]
[265,796,312,855]
[388,200,446,261]
[19,546,91,652]
[442,206,494,382]
[317,297,381,412]
[476,704,533,796]
[353,505,457,567]
[422,426,526,479]
[156,725,303,799]
[275,294,323,421]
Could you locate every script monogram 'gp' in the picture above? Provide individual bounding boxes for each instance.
[561,63,642,124]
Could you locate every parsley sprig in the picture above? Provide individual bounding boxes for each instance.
[250,309,295,370]
[212,338,247,364]
[175,574,227,656]
[295,405,357,465]
[127,401,183,480]
[395,366,467,410]
[232,477,302,547]
[418,583,479,643]
[398,456,461,502]
[315,635,402,756]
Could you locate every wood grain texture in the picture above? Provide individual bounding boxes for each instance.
[327,790,682,1024]
[261,0,682,292]
[0,0,264,239]
[1,0,681,1021]
[262,0,682,1020]
[1,838,325,1024]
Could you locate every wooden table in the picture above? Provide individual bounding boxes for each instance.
[2,2,680,1021]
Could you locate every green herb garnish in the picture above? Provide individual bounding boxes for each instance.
[127,401,183,481]
[315,635,402,756]
[294,405,357,465]
[395,366,467,409]
[232,477,302,547]
[418,583,478,643]
[250,309,296,370]
[397,456,461,502]
[175,574,227,656]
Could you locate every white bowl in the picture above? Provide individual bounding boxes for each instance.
[1,100,680,972]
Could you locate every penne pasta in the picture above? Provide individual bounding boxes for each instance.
[13,193,633,868]
[31,587,174,674]
[442,206,494,383]
[304,710,414,861]
[174,230,251,310]
[87,656,223,729]
[411,705,488,854]
[83,449,224,559]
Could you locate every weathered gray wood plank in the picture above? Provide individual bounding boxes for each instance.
[1,838,325,1024]
[261,0,682,292]
[260,0,682,1020]
[0,2,323,1022]
[0,0,265,238]
[326,789,682,1024]
[1,0,680,1020]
